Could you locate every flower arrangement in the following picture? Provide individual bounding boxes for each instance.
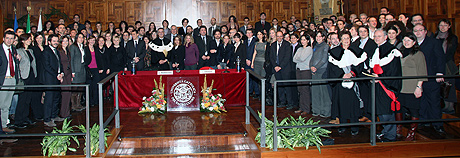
[139,76,167,114]
[200,75,227,113]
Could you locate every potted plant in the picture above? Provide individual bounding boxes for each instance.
[78,123,111,155]
[41,119,79,156]
[255,114,331,153]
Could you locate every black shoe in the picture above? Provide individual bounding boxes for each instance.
[7,124,15,128]
[376,133,385,140]
[433,126,446,134]
[14,123,27,129]
[277,104,287,108]
[285,105,296,110]
[24,119,36,125]
[381,138,395,142]
[351,130,359,136]
[338,128,346,134]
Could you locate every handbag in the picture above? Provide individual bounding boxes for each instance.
[440,81,452,99]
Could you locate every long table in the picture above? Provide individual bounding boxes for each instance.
[118,69,246,109]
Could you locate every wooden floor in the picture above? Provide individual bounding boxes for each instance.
[1,95,460,157]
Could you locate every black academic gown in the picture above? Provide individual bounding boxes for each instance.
[328,45,366,120]
[151,38,172,70]
[368,42,402,115]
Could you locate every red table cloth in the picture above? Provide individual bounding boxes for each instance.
[117,69,246,109]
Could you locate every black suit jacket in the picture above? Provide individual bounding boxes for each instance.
[167,45,186,70]
[217,43,234,64]
[270,40,293,75]
[84,45,105,71]
[125,39,146,70]
[208,39,222,66]
[228,42,247,69]
[419,36,446,76]
[245,37,257,68]
[255,21,272,34]
[0,45,19,86]
[42,46,63,86]
[194,35,213,67]
[178,27,186,36]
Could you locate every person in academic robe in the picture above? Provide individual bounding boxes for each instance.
[369,29,402,142]
[168,36,186,70]
[328,32,367,136]
[150,28,172,70]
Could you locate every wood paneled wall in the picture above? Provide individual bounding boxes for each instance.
[0,0,313,42]
[343,0,460,39]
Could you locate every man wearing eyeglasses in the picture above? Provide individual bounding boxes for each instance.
[413,24,446,134]
[411,14,434,37]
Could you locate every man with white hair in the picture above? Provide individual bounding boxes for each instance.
[370,29,402,142]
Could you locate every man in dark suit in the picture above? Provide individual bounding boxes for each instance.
[255,12,272,34]
[245,29,259,97]
[193,19,204,38]
[288,33,301,109]
[0,31,19,133]
[208,18,220,37]
[239,17,250,35]
[270,31,293,107]
[194,26,213,68]
[413,24,446,134]
[166,25,183,42]
[66,14,85,31]
[151,28,171,70]
[43,34,65,127]
[126,30,146,71]
[208,30,222,69]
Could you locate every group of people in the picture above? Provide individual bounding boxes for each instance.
[0,6,456,144]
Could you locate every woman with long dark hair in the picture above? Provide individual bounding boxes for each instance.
[397,32,427,141]
[168,36,186,70]
[310,30,331,117]
[85,36,104,106]
[227,15,239,30]
[57,36,73,118]
[69,33,87,112]
[293,34,314,115]
[119,21,128,33]
[14,33,41,128]
[435,19,458,114]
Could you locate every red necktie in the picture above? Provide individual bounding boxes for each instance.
[8,49,14,77]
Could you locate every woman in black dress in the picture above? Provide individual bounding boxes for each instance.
[109,35,127,73]
[168,36,186,70]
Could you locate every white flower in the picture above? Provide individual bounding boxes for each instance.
[143,96,147,100]
[209,113,214,117]
[208,107,213,111]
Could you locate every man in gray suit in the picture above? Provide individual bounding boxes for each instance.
[166,25,183,42]
[0,31,19,133]
[208,18,220,37]
[69,33,86,112]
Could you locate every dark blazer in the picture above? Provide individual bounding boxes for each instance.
[167,45,186,70]
[42,46,63,86]
[228,42,247,69]
[245,37,257,68]
[419,36,446,76]
[109,45,128,72]
[69,44,86,83]
[269,40,293,75]
[193,27,201,38]
[125,39,146,70]
[96,45,110,71]
[84,45,105,71]
[151,38,171,70]
[194,35,213,67]
[165,33,183,42]
[208,25,221,37]
[239,25,248,35]
[217,43,234,64]
[255,21,272,34]
[442,35,459,75]
[0,44,19,85]
[178,26,187,36]
[208,39,221,66]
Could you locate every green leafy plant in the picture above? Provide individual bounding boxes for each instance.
[255,114,331,153]
[78,123,111,155]
[41,119,79,156]
[44,6,69,21]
